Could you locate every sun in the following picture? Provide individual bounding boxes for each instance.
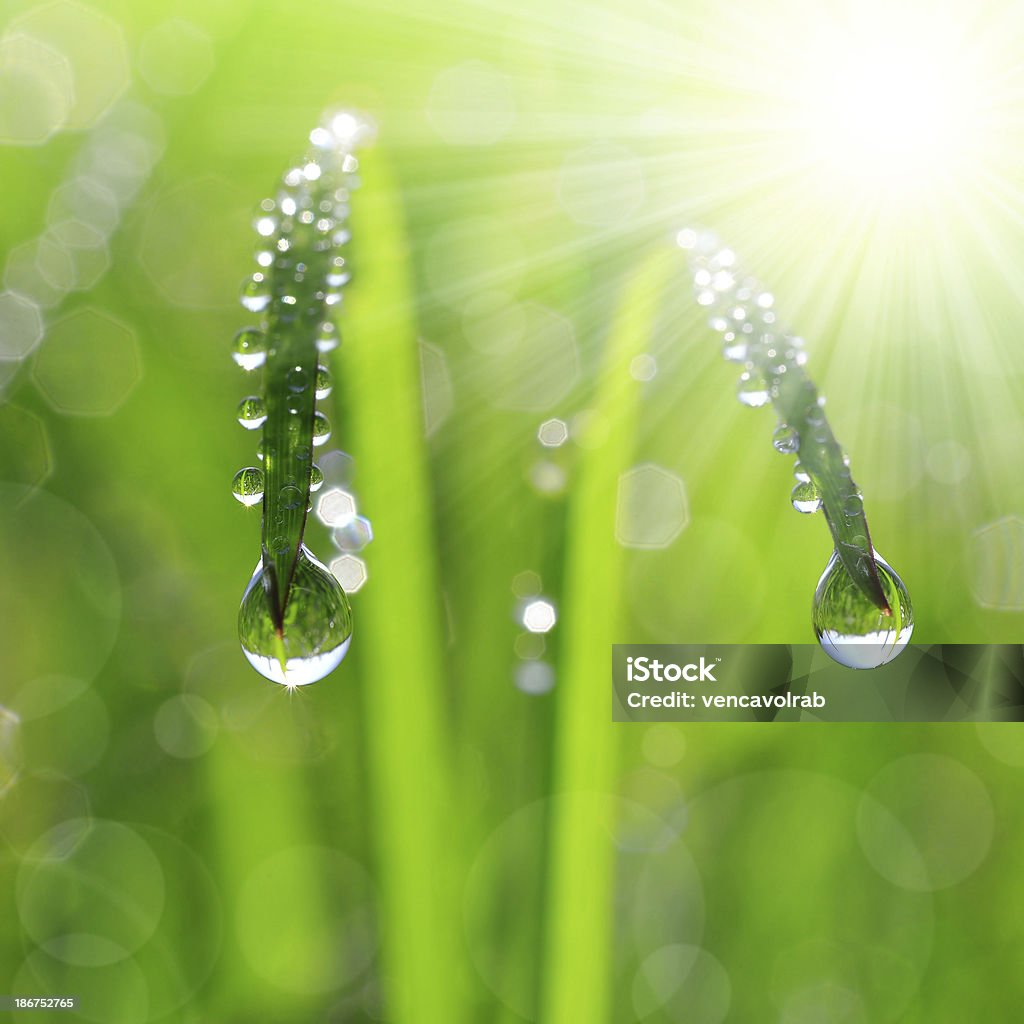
[785,9,994,200]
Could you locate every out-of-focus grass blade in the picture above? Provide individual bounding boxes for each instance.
[339,144,467,1024]
[540,250,674,1024]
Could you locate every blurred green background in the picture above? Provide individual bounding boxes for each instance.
[2,0,1024,1020]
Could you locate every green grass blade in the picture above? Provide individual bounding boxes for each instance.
[250,133,355,628]
[683,234,889,611]
[339,144,466,1024]
[540,250,674,1024]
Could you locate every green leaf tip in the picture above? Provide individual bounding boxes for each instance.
[680,226,891,613]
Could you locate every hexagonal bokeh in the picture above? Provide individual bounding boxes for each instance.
[138,18,215,97]
[10,1,130,130]
[32,307,142,416]
[970,516,1024,611]
[0,404,53,490]
[45,221,111,292]
[5,240,72,309]
[0,291,44,358]
[332,515,373,553]
[330,554,367,593]
[318,488,357,528]
[538,417,569,448]
[616,463,689,549]
[0,33,73,145]
[78,101,166,205]
[139,175,251,309]
[520,598,557,634]
[47,176,121,234]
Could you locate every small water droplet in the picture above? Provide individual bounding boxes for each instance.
[238,546,353,687]
[316,322,339,353]
[737,372,770,408]
[240,275,271,313]
[237,396,267,429]
[791,480,822,514]
[315,366,332,399]
[232,467,265,506]
[723,339,747,362]
[310,465,324,492]
[793,462,810,483]
[813,550,913,668]
[278,484,303,511]
[312,412,331,446]
[232,327,268,371]
[287,366,310,392]
[844,493,864,517]
[772,424,799,454]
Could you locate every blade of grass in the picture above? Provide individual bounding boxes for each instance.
[540,250,674,1024]
[339,144,466,1024]
[682,233,889,612]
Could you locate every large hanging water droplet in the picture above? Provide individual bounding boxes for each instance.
[772,424,799,454]
[812,549,914,669]
[791,480,822,514]
[310,465,324,492]
[232,467,265,506]
[237,396,267,429]
[240,274,271,313]
[238,546,353,687]
[232,327,268,370]
[736,371,769,408]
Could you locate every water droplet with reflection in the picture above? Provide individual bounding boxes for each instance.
[238,546,353,686]
[232,467,264,507]
[813,549,913,668]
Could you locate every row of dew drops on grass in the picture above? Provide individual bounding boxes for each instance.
[228,113,374,594]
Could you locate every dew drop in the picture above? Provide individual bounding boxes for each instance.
[232,467,265,507]
[240,275,271,313]
[793,462,810,483]
[238,546,354,686]
[232,327,268,371]
[813,549,913,668]
[737,372,770,408]
[844,493,864,517]
[278,484,303,511]
[772,424,799,454]
[791,480,822,514]
[237,396,267,429]
[315,365,332,399]
[723,339,748,362]
[316,322,339,353]
[310,465,324,492]
[312,412,331,446]
[286,366,310,393]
